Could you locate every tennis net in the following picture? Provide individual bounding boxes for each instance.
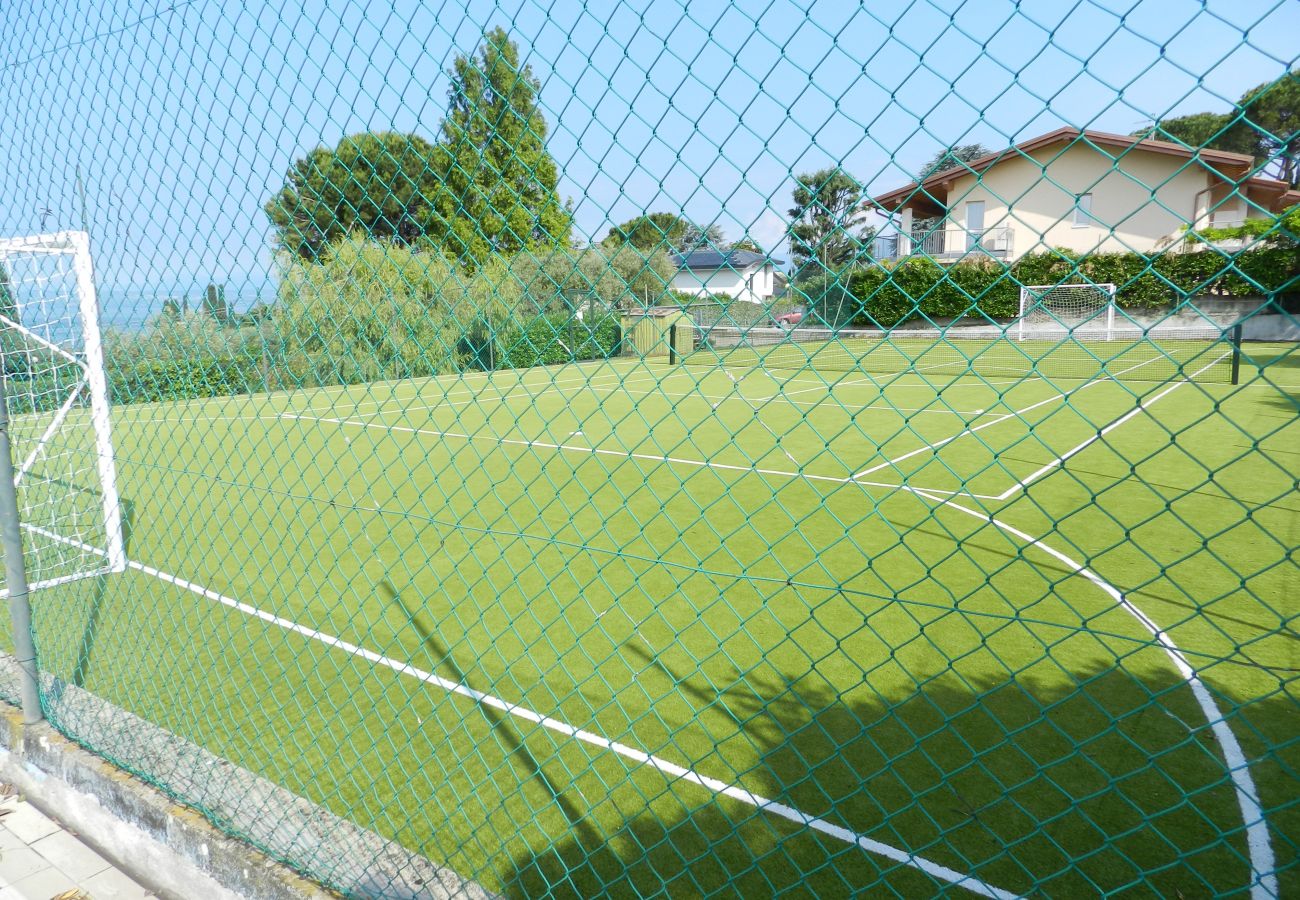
[675,323,1242,384]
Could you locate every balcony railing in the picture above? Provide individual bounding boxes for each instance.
[873,224,1015,261]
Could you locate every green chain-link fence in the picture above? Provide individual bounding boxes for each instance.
[0,1,1296,896]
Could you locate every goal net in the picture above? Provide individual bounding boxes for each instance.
[0,231,124,592]
[1017,283,1117,341]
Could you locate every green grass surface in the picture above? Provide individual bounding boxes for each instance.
[684,329,1241,384]
[9,346,1299,896]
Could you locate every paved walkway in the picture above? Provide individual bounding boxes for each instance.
[0,784,152,899]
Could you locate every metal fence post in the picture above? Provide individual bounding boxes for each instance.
[0,375,42,724]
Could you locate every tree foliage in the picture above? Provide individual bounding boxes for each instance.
[787,167,874,279]
[1145,112,1256,155]
[266,29,571,266]
[917,143,991,179]
[1142,70,1299,185]
[1239,70,1300,186]
[678,222,726,253]
[265,131,445,261]
[437,27,572,265]
[601,213,688,251]
[601,214,727,255]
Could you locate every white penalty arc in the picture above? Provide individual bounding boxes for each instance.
[914,490,1277,899]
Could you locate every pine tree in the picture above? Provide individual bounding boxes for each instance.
[436,28,572,266]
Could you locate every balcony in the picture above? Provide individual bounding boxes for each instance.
[873,224,1015,261]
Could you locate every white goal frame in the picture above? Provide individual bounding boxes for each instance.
[1017,282,1117,342]
[0,230,125,582]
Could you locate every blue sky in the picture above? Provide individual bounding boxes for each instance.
[1,0,1296,312]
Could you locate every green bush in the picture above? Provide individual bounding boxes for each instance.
[498,313,621,369]
[111,357,257,403]
[804,246,1300,328]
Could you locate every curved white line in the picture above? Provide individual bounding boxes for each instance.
[916,491,1277,899]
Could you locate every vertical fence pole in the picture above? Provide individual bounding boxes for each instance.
[0,376,42,724]
[668,323,678,365]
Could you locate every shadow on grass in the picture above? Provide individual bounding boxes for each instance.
[500,640,1295,898]
[380,581,609,865]
[68,496,134,690]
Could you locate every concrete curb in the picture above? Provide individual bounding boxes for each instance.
[0,705,332,899]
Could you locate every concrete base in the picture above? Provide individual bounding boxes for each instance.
[0,707,324,899]
[0,667,490,900]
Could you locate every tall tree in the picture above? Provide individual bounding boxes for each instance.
[787,167,873,278]
[265,131,444,261]
[728,236,764,253]
[677,222,726,253]
[918,143,991,179]
[1239,70,1300,186]
[437,27,572,265]
[601,213,688,251]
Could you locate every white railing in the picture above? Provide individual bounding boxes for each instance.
[874,224,1014,260]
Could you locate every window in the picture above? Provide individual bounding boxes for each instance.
[1073,193,1093,227]
[965,201,985,250]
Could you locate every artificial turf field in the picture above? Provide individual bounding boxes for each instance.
[6,342,1298,897]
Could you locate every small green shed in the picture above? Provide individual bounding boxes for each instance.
[621,307,694,359]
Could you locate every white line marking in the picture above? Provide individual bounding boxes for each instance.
[852,356,1164,481]
[852,390,1072,479]
[914,490,1277,899]
[995,355,1228,500]
[275,412,1004,499]
[22,522,1017,899]
[307,366,669,417]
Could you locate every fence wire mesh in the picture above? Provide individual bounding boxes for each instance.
[0,1,1296,897]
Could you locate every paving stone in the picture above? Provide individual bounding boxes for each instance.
[9,864,78,899]
[31,830,111,882]
[81,866,154,899]
[1,805,59,844]
[0,825,27,852]
[0,845,49,884]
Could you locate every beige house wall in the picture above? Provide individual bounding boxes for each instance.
[942,143,1215,256]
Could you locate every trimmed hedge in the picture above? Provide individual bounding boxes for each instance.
[496,314,622,369]
[110,357,260,404]
[802,247,1300,328]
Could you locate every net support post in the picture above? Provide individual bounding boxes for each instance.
[1230,322,1243,385]
[70,231,126,573]
[668,323,678,365]
[0,375,43,724]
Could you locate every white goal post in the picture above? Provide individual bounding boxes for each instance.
[0,230,125,591]
[1017,282,1118,341]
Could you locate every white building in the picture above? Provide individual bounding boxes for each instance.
[670,249,783,305]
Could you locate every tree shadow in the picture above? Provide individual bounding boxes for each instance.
[68,496,134,689]
[379,582,608,867]
[502,639,1295,898]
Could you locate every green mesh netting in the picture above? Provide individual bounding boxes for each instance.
[0,1,1296,897]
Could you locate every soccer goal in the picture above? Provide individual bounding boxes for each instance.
[1017,283,1117,341]
[0,231,124,592]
